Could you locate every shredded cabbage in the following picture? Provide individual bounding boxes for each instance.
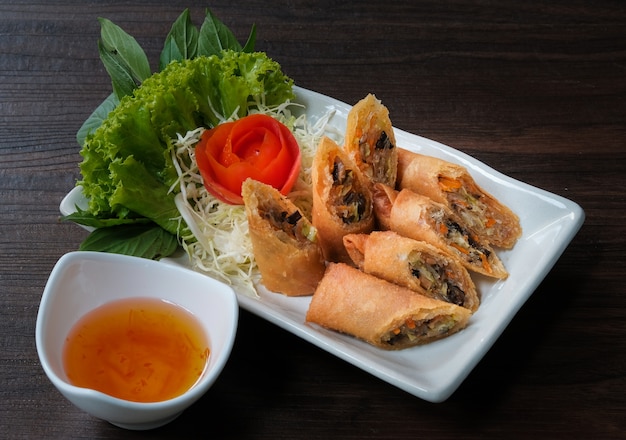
[171,100,339,297]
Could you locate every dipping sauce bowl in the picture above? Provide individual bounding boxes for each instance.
[35,251,238,430]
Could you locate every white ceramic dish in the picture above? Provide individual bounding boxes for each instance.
[36,251,238,429]
[60,86,584,403]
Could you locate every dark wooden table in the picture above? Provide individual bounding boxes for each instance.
[2,1,625,438]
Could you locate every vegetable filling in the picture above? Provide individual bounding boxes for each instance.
[330,157,367,224]
[383,315,457,346]
[431,207,493,274]
[408,251,466,306]
[360,130,395,183]
[260,206,315,243]
[438,175,498,238]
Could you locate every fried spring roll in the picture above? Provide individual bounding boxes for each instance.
[311,136,375,263]
[306,263,471,350]
[396,148,521,249]
[373,184,508,279]
[344,231,479,312]
[242,179,325,296]
[344,94,398,187]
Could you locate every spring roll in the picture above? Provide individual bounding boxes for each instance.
[311,136,375,263]
[306,263,471,350]
[344,231,479,312]
[373,184,508,279]
[242,179,325,296]
[344,94,398,188]
[396,148,521,249]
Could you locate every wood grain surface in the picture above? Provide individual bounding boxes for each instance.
[1,1,625,438]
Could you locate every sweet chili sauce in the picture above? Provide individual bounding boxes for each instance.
[62,297,210,403]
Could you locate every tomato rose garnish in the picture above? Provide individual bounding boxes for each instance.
[195,114,302,205]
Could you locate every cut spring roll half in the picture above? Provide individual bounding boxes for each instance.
[396,148,521,249]
[311,136,375,263]
[344,231,479,312]
[306,263,472,350]
[373,184,508,279]
[242,179,325,296]
[344,94,398,188]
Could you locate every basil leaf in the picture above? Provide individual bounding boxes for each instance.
[242,24,257,53]
[79,224,178,260]
[98,40,136,99]
[159,9,199,70]
[98,17,151,99]
[198,9,242,56]
[62,205,151,228]
[76,93,119,146]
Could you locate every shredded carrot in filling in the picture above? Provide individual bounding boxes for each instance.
[453,199,470,209]
[450,242,470,255]
[438,176,463,192]
[485,217,496,228]
[391,318,416,338]
[480,253,492,274]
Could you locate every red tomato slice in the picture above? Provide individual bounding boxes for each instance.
[195,114,302,205]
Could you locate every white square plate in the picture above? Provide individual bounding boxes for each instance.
[60,86,585,402]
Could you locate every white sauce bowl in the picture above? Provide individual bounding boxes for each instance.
[36,251,238,430]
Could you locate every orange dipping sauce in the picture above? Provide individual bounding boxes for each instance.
[63,297,210,403]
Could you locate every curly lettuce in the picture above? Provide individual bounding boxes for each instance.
[78,49,294,236]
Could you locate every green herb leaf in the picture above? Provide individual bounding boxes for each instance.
[159,9,200,70]
[98,17,151,99]
[98,40,137,99]
[79,224,178,260]
[198,9,242,56]
[76,93,119,146]
[242,24,257,53]
[62,205,151,228]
